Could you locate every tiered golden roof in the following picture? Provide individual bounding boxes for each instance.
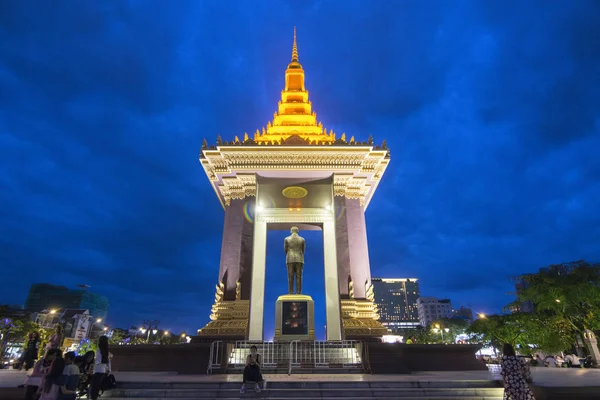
[254,27,335,144]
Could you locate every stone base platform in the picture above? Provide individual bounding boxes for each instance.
[101,343,493,375]
[3,369,600,399]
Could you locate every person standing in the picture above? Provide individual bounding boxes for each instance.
[21,331,40,370]
[46,325,64,352]
[500,343,535,400]
[90,336,111,400]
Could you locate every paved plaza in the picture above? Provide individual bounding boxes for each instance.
[2,367,600,388]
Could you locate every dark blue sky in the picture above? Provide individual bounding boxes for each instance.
[1,1,599,337]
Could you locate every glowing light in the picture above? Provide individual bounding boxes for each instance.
[103,327,108,331]
[325,204,331,211]
[253,30,335,145]
[288,208,293,211]
[555,299,561,303]
[152,329,158,334]
[164,331,169,335]
[478,313,486,319]
[140,328,146,333]
[255,205,263,212]
[296,208,300,211]
[243,202,255,223]
[96,318,102,323]
[181,333,186,337]
[49,309,57,314]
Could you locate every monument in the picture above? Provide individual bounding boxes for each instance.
[275,227,315,340]
[197,28,390,341]
[285,226,305,295]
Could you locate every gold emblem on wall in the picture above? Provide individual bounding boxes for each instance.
[282,186,308,199]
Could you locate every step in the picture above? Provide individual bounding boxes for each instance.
[103,387,504,399]
[115,381,502,390]
[106,397,503,400]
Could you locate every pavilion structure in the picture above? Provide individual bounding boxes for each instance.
[197,29,390,341]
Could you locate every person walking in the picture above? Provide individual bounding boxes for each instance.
[500,343,535,400]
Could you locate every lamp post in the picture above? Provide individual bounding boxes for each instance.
[140,320,160,344]
[433,324,450,343]
[87,317,103,339]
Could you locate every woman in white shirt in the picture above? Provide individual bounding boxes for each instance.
[90,336,111,400]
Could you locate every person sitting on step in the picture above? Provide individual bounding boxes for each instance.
[240,345,266,393]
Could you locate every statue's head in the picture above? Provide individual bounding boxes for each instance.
[290,226,299,234]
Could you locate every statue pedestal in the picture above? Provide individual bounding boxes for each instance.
[274,294,315,341]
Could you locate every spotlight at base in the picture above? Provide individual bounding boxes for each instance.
[255,205,263,212]
[325,205,331,211]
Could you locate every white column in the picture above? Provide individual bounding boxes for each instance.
[323,220,342,340]
[248,218,267,340]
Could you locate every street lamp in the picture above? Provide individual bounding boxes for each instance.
[141,320,160,343]
[433,324,450,343]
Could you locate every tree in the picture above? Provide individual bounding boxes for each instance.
[108,329,127,345]
[513,261,600,334]
[429,318,469,343]
[468,313,573,354]
[403,326,435,344]
[0,306,44,357]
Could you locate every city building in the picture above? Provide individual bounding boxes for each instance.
[452,306,474,324]
[25,284,109,320]
[372,278,421,332]
[417,297,453,327]
[35,309,97,348]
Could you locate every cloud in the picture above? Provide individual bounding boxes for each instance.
[0,1,598,333]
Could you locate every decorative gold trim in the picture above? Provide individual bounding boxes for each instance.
[256,208,334,224]
[198,280,250,337]
[341,298,388,338]
[282,186,308,199]
[200,147,389,209]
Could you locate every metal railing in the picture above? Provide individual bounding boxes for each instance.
[211,340,364,375]
[207,340,223,374]
[227,341,288,369]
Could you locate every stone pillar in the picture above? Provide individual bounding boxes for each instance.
[323,219,342,340]
[583,330,600,365]
[335,196,351,298]
[335,197,372,299]
[248,217,267,341]
[216,198,254,300]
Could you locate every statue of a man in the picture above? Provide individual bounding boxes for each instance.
[284,226,306,294]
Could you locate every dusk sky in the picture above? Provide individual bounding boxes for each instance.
[1,1,599,338]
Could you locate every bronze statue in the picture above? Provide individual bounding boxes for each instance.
[284,226,306,294]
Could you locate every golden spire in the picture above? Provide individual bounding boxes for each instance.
[291,26,299,62]
[253,28,335,145]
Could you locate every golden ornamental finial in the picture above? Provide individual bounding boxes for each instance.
[291,26,299,62]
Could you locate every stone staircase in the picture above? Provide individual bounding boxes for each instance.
[103,380,504,399]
